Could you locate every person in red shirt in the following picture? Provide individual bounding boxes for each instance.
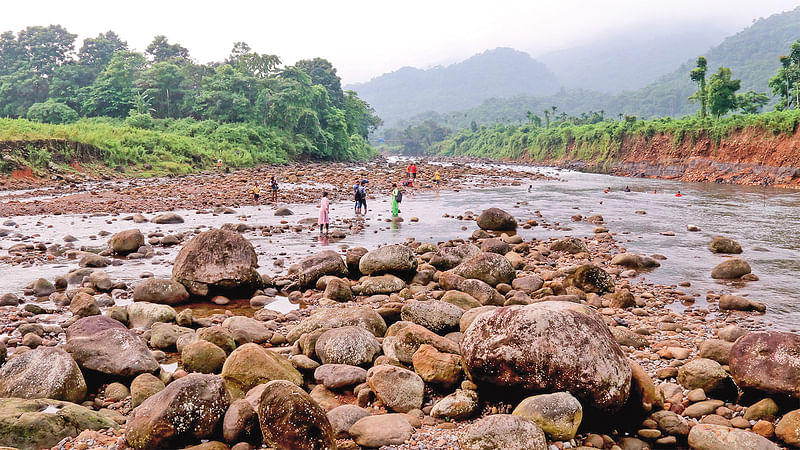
[411,164,417,179]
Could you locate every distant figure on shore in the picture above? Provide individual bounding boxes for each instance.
[391,184,401,217]
[406,163,412,179]
[675,191,683,197]
[603,187,611,193]
[216,159,223,171]
[249,182,260,203]
[318,191,330,234]
[434,170,441,186]
[411,163,418,179]
[528,185,532,193]
[356,180,368,214]
[624,186,631,192]
[652,189,658,194]
[270,176,278,203]
[353,178,361,213]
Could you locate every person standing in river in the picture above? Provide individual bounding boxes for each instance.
[353,178,362,213]
[391,184,400,217]
[357,180,368,214]
[249,182,261,203]
[318,191,330,234]
[270,176,278,203]
[411,163,418,180]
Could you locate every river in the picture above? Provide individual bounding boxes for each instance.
[1,162,798,330]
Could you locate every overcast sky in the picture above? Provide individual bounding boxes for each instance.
[3,0,799,83]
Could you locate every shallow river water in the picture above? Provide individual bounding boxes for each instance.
[1,163,798,330]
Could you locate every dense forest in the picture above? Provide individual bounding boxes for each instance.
[377,6,800,146]
[0,25,381,173]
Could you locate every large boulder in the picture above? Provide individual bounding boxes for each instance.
[512,392,582,440]
[172,229,261,296]
[384,322,461,363]
[221,343,302,399]
[297,250,348,288]
[400,300,463,333]
[109,229,144,255]
[221,316,273,345]
[451,252,515,286]
[0,347,86,403]
[348,414,414,447]
[257,380,336,450]
[688,424,780,450]
[458,414,547,450]
[127,302,177,329]
[286,306,387,343]
[711,259,751,279]
[151,212,184,224]
[461,302,632,413]
[719,294,766,312]
[730,331,800,399]
[133,278,190,305]
[564,264,615,294]
[477,208,517,231]
[0,398,118,450]
[314,364,368,389]
[411,344,462,388]
[315,326,381,366]
[366,365,424,413]
[431,389,479,420]
[610,253,660,269]
[677,358,737,399]
[126,374,230,449]
[776,409,800,447]
[358,244,418,276]
[65,315,159,377]
[357,274,406,295]
[429,244,481,270]
[709,236,743,254]
[327,404,370,438]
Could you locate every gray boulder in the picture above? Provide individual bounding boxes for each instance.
[358,244,418,276]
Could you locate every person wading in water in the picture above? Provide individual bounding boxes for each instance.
[318,191,330,234]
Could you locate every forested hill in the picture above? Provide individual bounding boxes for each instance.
[346,48,560,127]
[0,26,381,169]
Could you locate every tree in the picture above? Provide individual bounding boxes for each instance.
[26,100,78,124]
[226,42,281,79]
[769,41,800,110]
[736,90,769,114]
[689,56,708,118]
[707,67,741,119]
[82,50,146,117]
[137,62,186,118]
[78,31,127,72]
[17,25,77,76]
[145,35,190,63]
[295,58,344,107]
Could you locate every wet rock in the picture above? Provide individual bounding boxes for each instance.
[709,236,743,254]
[151,212,184,224]
[0,347,86,403]
[257,380,336,450]
[730,331,800,399]
[66,316,159,377]
[565,264,615,294]
[131,373,165,408]
[182,340,227,374]
[221,316,273,345]
[314,364,368,389]
[461,302,631,413]
[315,326,380,366]
[222,399,259,444]
[451,251,515,286]
[358,274,406,295]
[719,294,765,312]
[323,278,352,302]
[366,365,424,413]
[711,259,751,279]
[400,300,463,333]
[550,237,589,254]
[327,404,370,439]
[297,250,348,288]
[286,306,387,343]
[458,414,547,450]
[677,358,736,399]
[127,302,177,328]
[172,229,260,297]
[79,254,110,268]
[126,373,230,449]
[412,344,462,388]
[611,253,661,269]
[109,229,144,255]
[31,278,56,297]
[349,413,414,447]
[477,207,517,231]
[512,391,582,440]
[221,343,302,399]
[133,278,190,305]
[688,424,780,450]
[274,207,293,216]
[431,389,479,420]
[358,244,418,276]
[0,292,19,306]
[0,398,118,450]
[429,244,482,270]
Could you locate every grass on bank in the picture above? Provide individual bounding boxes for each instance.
[0,117,376,176]
[433,109,800,166]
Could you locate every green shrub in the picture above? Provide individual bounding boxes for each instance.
[26,101,79,124]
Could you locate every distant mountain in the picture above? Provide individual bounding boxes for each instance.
[538,22,733,93]
[346,48,560,127]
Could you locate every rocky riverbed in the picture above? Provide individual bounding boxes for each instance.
[0,160,799,450]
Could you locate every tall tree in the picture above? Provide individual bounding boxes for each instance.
[78,31,127,71]
[707,67,741,119]
[137,62,186,118]
[82,50,146,117]
[736,90,769,114]
[145,35,190,63]
[17,25,77,76]
[689,56,708,118]
[769,41,800,110]
[295,58,344,107]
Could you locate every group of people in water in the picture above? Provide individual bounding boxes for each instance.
[603,186,683,196]
[245,162,442,235]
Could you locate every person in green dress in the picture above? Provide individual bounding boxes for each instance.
[391,183,399,217]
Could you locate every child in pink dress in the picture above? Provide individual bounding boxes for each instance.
[318,192,330,234]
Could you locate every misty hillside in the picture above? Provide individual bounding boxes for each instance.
[538,22,733,93]
[346,48,559,127]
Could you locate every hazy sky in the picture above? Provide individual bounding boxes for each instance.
[3,0,799,83]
